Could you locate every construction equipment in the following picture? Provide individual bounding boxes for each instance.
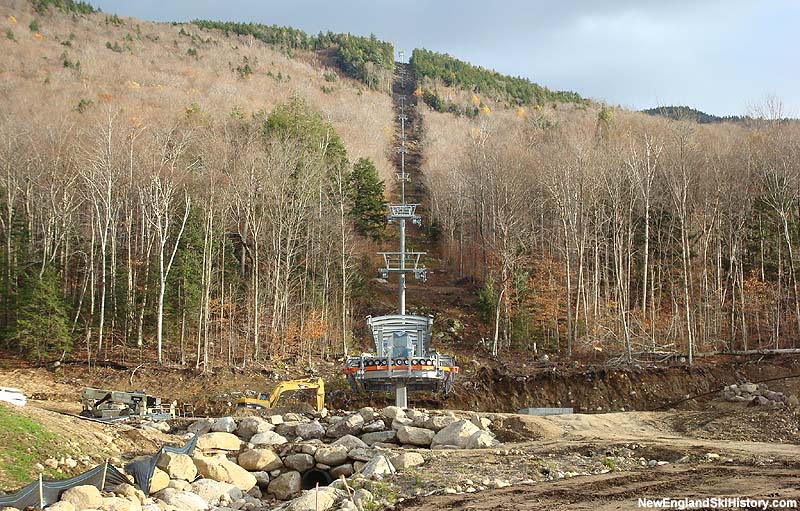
[235,377,325,412]
[80,388,175,420]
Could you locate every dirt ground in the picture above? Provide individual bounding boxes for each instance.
[3,355,800,509]
[397,465,800,510]
[395,411,800,510]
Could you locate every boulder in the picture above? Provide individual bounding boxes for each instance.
[358,407,376,423]
[406,409,429,427]
[112,484,146,505]
[157,489,209,511]
[390,452,425,470]
[326,414,364,439]
[237,449,283,471]
[331,434,368,450]
[167,480,191,491]
[60,485,103,510]
[361,420,386,433]
[149,467,170,493]
[235,417,273,440]
[157,452,197,481]
[299,444,319,455]
[431,420,480,449]
[47,502,75,511]
[249,431,288,447]
[98,497,138,511]
[268,471,301,500]
[740,383,758,394]
[330,464,354,478]
[248,485,263,499]
[346,448,375,462]
[295,421,326,440]
[284,453,315,471]
[211,417,237,433]
[315,445,349,466]
[267,415,284,425]
[197,432,241,451]
[188,419,213,436]
[467,430,495,449]
[286,487,340,511]
[360,430,397,446]
[470,415,492,431]
[381,406,405,420]
[396,426,434,447]
[193,455,257,491]
[423,415,457,432]
[189,479,242,506]
[359,455,396,480]
[251,471,270,488]
[391,417,414,429]
[274,421,301,438]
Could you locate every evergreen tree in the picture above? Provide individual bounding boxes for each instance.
[8,268,71,362]
[477,276,497,324]
[349,158,386,241]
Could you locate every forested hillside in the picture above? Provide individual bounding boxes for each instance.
[3,0,799,374]
[0,0,395,368]
[422,102,800,361]
[411,48,583,115]
[642,105,750,124]
[191,20,395,91]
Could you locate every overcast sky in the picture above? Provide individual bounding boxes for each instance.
[90,0,799,117]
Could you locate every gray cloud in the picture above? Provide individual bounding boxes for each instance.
[91,0,799,116]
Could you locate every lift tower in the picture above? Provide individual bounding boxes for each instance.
[343,55,458,408]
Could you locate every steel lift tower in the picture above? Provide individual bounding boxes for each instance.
[344,55,458,408]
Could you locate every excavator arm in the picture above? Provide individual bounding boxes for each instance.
[236,377,325,412]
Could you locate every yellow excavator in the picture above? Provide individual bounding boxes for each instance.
[235,377,325,412]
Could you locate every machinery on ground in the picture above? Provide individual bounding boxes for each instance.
[80,388,175,420]
[234,377,325,412]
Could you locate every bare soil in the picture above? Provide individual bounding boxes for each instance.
[395,410,800,510]
[397,465,800,511]
[3,353,800,508]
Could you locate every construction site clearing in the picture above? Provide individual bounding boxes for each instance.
[1,357,799,511]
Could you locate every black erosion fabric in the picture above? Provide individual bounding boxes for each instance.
[0,436,195,507]
[125,434,198,495]
[0,462,128,508]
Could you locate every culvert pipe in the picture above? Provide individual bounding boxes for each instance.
[301,468,333,490]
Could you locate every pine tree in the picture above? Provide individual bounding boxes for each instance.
[349,158,386,241]
[9,268,71,362]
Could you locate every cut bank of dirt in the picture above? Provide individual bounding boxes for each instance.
[3,352,800,416]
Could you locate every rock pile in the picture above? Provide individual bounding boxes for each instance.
[720,382,799,407]
[23,407,499,511]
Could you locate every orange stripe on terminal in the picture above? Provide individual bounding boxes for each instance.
[343,365,459,374]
